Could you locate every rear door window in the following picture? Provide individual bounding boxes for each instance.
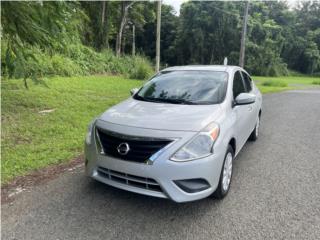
[232,71,246,99]
[241,71,252,92]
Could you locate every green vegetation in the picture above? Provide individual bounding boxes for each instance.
[161,1,320,76]
[255,85,293,94]
[1,1,154,85]
[312,79,320,85]
[253,76,319,93]
[1,76,143,184]
[1,1,320,81]
[254,76,318,85]
[2,75,318,184]
[1,40,153,83]
[261,80,288,87]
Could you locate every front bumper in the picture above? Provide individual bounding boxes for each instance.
[85,120,227,203]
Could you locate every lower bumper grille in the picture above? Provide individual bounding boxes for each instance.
[97,167,162,192]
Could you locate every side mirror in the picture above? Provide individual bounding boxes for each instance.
[130,88,139,96]
[235,93,256,105]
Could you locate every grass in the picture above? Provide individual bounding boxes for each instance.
[260,79,288,87]
[1,76,143,184]
[1,75,319,184]
[253,76,319,93]
[312,79,320,85]
[253,75,318,85]
[254,85,292,94]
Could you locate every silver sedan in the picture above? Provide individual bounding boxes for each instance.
[85,65,262,202]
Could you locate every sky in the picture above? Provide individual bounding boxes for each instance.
[163,0,185,15]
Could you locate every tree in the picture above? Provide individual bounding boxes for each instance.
[1,1,85,87]
[2,1,320,79]
[175,1,241,65]
[100,1,109,49]
[277,1,320,74]
[116,1,134,57]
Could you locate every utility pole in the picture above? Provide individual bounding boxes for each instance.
[155,0,161,72]
[239,1,249,68]
[132,24,135,56]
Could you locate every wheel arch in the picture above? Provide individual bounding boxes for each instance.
[228,138,236,154]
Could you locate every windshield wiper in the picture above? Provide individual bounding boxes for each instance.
[154,98,198,105]
[134,95,164,103]
[135,95,198,105]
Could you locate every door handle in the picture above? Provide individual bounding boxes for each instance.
[248,106,253,111]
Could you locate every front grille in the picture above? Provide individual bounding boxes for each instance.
[96,128,172,163]
[97,167,162,192]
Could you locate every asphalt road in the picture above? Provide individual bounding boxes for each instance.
[2,89,320,240]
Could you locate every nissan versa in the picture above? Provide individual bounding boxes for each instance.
[85,65,262,202]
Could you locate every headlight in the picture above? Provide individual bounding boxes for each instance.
[170,122,220,161]
[85,118,97,145]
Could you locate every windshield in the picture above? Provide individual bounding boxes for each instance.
[134,70,228,105]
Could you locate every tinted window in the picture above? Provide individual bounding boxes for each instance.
[134,71,228,105]
[242,71,252,92]
[233,71,246,99]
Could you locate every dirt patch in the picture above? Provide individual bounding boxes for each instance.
[1,155,84,204]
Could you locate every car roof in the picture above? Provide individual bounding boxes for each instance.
[161,65,242,72]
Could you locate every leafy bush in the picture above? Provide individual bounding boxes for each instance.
[128,57,153,80]
[261,79,288,87]
[312,79,320,85]
[129,63,153,80]
[311,72,320,77]
[246,41,289,77]
[265,63,289,77]
[61,45,154,79]
[63,44,106,74]
[51,54,84,76]
[1,41,154,83]
[287,70,306,77]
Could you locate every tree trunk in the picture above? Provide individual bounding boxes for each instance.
[101,1,105,25]
[132,24,135,56]
[24,77,29,89]
[105,1,109,48]
[210,49,214,64]
[122,35,126,54]
[116,2,134,57]
[100,1,106,50]
[100,1,110,49]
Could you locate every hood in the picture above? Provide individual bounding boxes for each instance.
[99,98,222,132]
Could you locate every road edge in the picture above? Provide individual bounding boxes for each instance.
[1,155,84,204]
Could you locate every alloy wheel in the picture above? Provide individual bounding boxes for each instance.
[222,152,233,192]
[255,117,260,138]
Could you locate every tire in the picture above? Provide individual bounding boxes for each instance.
[212,145,234,199]
[249,115,260,141]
